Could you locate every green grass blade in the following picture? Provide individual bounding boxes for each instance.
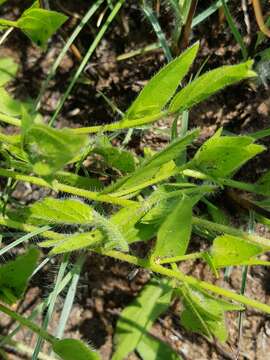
[49,0,125,126]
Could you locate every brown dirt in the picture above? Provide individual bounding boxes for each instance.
[1,1,270,359]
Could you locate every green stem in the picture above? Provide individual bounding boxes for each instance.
[0,19,18,28]
[0,113,21,127]
[0,215,62,240]
[192,216,270,248]
[0,168,138,207]
[71,112,165,134]
[159,252,204,265]
[103,250,270,314]
[0,304,55,344]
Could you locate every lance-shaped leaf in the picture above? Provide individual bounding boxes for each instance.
[190,129,265,178]
[125,42,199,119]
[0,248,39,304]
[210,234,264,268]
[52,339,100,360]
[169,60,256,113]
[152,195,195,259]
[25,124,88,176]
[14,197,93,226]
[179,286,242,342]
[112,280,172,360]
[136,334,181,360]
[17,7,67,49]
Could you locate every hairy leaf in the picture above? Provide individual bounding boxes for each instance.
[169,60,256,113]
[53,339,100,360]
[18,197,93,226]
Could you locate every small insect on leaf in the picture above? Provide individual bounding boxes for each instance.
[125,42,199,120]
[52,338,101,360]
[169,60,256,113]
[0,248,39,305]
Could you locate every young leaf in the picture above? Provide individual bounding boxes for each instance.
[125,42,199,119]
[24,124,88,176]
[210,234,264,268]
[17,8,68,48]
[52,339,100,360]
[93,135,135,173]
[136,333,181,360]
[112,280,172,360]
[169,60,256,113]
[15,197,93,226]
[152,195,195,259]
[0,248,39,304]
[0,88,25,116]
[0,57,18,86]
[191,129,265,178]
[179,285,242,342]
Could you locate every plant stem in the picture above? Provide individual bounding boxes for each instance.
[0,304,55,344]
[192,216,270,248]
[159,252,204,265]
[102,250,270,314]
[0,168,138,207]
[0,113,21,126]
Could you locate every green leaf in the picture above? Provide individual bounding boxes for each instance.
[16,197,93,226]
[0,57,18,86]
[107,129,199,195]
[210,234,264,268]
[52,339,100,360]
[24,124,88,176]
[136,334,181,360]
[17,7,67,48]
[152,195,195,259]
[257,171,270,196]
[169,60,256,113]
[47,231,102,254]
[191,129,265,178]
[93,136,135,173]
[0,248,39,305]
[112,280,172,360]
[55,171,102,191]
[0,88,25,116]
[125,42,199,119]
[180,286,242,342]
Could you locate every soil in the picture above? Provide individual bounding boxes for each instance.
[1,1,270,359]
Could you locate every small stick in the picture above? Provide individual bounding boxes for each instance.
[252,0,270,37]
